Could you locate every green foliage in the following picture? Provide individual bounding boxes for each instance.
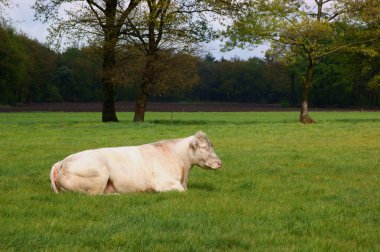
[0,112,379,250]
[117,47,200,98]
[56,47,103,102]
[0,26,26,105]
[0,25,105,105]
[118,0,234,121]
[368,74,380,94]
[123,0,221,54]
[224,0,379,122]
[19,34,59,102]
[310,46,380,107]
[0,25,62,104]
[225,0,379,60]
[0,23,379,107]
[32,0,142,50]
[195,56,292,103]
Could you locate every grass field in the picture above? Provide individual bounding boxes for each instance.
[0,111,379,251]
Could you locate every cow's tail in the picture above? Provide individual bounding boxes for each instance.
[50,161,62,193]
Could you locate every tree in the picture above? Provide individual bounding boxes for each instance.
[196,55,222,101]
[0,26,26,105]
[116,46,200,109]
[17,34,59,103]
[307,48,380,108]
[368,75,380,95]
[224,0,379,123]
[33,0,143,122]
[58,47,103,102]
[53,66,77,101]
[0,24,63,104]
[120,0,233,122]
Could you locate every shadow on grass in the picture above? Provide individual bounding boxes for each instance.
[150,120,210,125]
[189,182,216,192]
[331,118,380,123]
[214,237,251,250]
[148,120,294,125]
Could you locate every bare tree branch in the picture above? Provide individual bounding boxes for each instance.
[86,0,105,29]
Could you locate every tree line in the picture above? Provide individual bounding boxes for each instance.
[1,24,379,109]
[1,0,379,124]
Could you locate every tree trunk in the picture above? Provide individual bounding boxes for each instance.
[300,62,315,124]
[133,57,154,122]
[101,0,119,122]
[101,30,119,122]
[102,82,118,122]
[133,84,149,122]
[101,48,119,122]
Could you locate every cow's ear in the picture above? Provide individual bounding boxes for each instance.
[190,137,198,149]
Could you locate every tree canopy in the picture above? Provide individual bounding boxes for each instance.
[224,0,379,123]
[33,0,143,122]
[1,24,379,108]
[117,0,233,121]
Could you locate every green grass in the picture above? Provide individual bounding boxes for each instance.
[0,111,379,251]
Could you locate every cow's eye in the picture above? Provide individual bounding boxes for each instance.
[201,145,207,149]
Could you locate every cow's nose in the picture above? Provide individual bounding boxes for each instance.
[217,160,222,167]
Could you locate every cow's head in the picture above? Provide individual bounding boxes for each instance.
[190,131,222,169]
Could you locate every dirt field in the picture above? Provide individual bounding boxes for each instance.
[0,102,377,112]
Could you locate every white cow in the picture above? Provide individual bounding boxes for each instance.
[50,131,222,195]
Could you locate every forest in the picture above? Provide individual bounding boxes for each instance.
[1,24,379,108]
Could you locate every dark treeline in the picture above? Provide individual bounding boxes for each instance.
[1,25,379,108]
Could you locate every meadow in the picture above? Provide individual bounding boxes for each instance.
[0,111,379,251]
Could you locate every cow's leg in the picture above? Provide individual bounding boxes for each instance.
[104,179,118,194]
[155,180,186,192]
[58,164,109,195]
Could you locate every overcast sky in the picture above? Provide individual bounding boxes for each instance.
[5,0,267,60]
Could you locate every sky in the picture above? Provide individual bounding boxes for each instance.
[5,0,268,60]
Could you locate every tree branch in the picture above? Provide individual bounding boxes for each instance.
[156,0,170,46]
[86,0,105,29]
[317,38,377,58]
[86,0,105,12]
[122,17,148,49]
[116,0,142,34]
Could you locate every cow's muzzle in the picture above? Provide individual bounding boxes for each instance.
[211,159,222,169]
